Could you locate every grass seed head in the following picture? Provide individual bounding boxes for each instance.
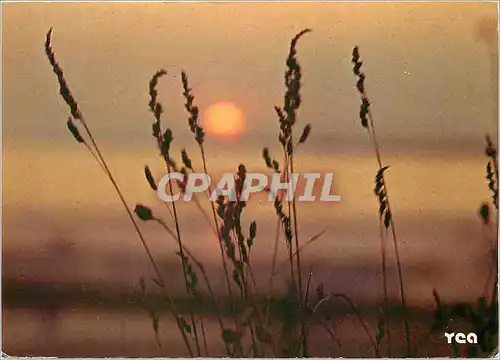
[135,204,154,221]
[181,70,205,145]
[298,124,311,144]
[144,165,158,191]
[45,28,81,120]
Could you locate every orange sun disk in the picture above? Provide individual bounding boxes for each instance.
[203,101,246,138]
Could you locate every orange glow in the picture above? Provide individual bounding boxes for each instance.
[203,101,245,138]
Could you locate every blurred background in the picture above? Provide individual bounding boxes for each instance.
[2,2,498,357]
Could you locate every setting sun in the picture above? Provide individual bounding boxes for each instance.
[203,101,246,138]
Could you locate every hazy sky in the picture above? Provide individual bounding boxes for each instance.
[2,2,498,148]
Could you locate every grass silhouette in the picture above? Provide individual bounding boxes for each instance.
[44,28,498,357]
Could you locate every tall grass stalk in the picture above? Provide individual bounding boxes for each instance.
[264,28,313,357]
[147,71,203,356]
[379,224,392,356]
[180,71,235,309]
[283,29,311,305]
[44,28,193,356]
[352,46,411,356]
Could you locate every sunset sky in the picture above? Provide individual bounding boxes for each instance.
[2,2,498,145]
[2,2,499,306]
